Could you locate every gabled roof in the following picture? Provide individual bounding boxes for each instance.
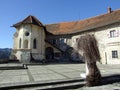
[13,15,44,28]
[45,9,120,35]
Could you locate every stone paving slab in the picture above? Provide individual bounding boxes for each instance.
[33,73,67,81]
[0,69,29,84]
[0,63,119,89]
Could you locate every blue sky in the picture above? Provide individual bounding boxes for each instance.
[0,0,120,48]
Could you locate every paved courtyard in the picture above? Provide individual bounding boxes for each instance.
[0,63,120,89]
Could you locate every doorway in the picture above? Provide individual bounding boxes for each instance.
[45,47,54,59]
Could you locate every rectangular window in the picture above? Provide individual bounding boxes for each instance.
[110,30,117,37]
[112,50,118,58]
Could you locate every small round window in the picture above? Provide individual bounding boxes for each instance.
[25,32,30,36]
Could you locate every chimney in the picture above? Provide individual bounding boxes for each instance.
[108,7,112,13]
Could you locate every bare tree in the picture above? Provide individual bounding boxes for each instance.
[77,34,101,86]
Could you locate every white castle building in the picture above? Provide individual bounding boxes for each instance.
[12,8,120,64]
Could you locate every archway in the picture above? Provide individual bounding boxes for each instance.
[45,47,54,59]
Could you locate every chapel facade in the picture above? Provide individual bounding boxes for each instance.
[12,8,120,64]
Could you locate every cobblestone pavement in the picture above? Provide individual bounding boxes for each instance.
[0,63,120,90]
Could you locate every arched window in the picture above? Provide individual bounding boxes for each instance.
[24,40,28,48]
[19,38,21,48]
[33,39,37,49]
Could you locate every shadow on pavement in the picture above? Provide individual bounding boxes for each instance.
[100,74,120,86]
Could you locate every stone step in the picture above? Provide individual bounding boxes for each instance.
[0,78,85,89]
[0,64,27,70]
[0,74,119,89]
[19,81,85,90]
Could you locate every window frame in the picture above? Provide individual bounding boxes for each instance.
[112,50,118,58]
[33,38,37,49]
[25,31,30,36]
[110,30,117,38]
[19,38,22,48]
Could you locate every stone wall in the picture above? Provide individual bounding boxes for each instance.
[13,24,45,61]
[68,23,120,64]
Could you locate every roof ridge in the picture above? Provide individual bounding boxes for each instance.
[13,15,44,27]
[31,15,44,26]
[46,8,120,35]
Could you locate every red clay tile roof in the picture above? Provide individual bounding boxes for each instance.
[13,15,44,27]
[45,9,120,35]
